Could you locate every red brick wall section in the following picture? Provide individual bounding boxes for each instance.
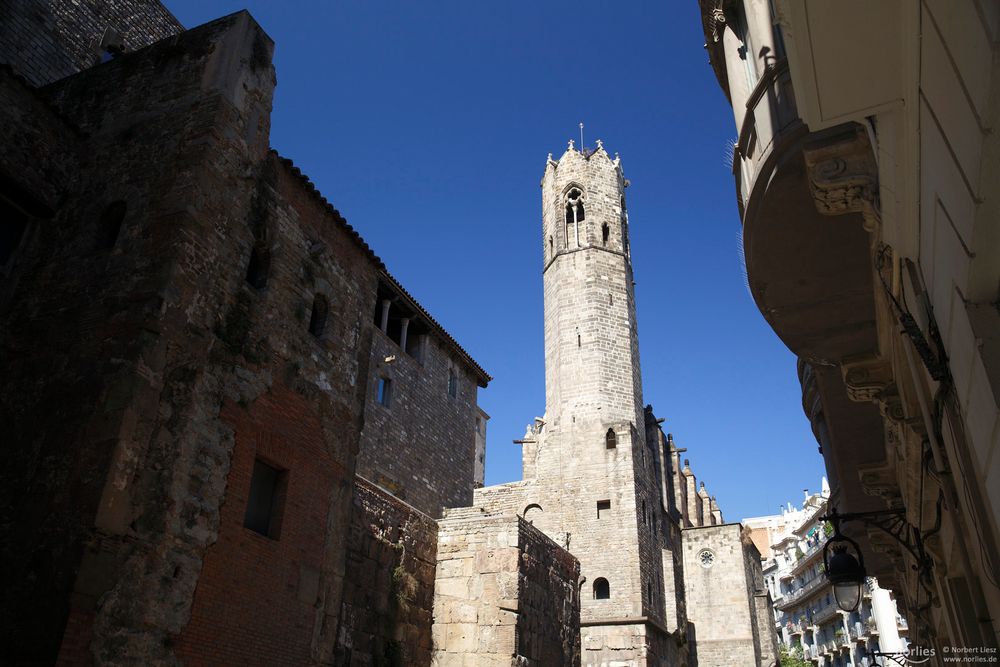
[174,382,349,666]
[54,608,95,667]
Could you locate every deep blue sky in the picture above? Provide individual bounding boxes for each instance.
[165,1,825,521]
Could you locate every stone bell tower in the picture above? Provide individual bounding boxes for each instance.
[541,138,641,432]
[525,140,674,663]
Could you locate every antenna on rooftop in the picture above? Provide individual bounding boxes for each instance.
[579,122,584,152]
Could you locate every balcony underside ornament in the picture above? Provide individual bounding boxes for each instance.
[803,125,880,231]
[841,353,906,424]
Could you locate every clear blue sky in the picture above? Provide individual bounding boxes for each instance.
[165,0,825,521]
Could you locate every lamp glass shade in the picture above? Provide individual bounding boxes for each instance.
[834,581,861,612]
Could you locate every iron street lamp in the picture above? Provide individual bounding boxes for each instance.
[822,511,866,612]
[819,506,937,614]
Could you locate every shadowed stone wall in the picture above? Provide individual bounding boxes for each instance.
[0,0,183,86]
[431,508,580,666]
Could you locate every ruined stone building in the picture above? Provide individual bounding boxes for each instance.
[696,0,1000,653]
[1,2,773,665]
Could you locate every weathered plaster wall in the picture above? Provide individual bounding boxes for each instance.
[334,477,438,667]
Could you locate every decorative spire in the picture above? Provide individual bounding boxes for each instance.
[567,139,575,151]
[595,138,603,150]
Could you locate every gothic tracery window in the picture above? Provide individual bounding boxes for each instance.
[564,188,584,248]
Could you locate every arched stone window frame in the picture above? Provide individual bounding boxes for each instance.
[562,184,586,249]
[593,577,610,600]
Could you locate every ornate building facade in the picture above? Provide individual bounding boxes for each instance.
[696,0,1000,653]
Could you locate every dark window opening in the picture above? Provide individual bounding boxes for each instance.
[647,581,652,601]
[549,235,554,258]
[377,377,392,407]
[642,500,647,525]
[405,331,424,360]
[245,244,270,289]
[0,200,28,276]
[386,312,403,345]
[243,459,287,539]
[448,368,458,398]
[594,577,610,600]
[597,499,611,519]
[605,428,617,449]
[309,293,328,338]
[98,200,126,250]
[602,223,609,246]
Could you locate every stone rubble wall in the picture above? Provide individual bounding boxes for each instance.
[334,477,439,667]
[431,508,580,666]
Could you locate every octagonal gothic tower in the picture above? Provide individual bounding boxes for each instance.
[526,141,681,663]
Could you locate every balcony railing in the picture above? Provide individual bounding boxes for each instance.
[777,572,826,610]
[733,58,803,214]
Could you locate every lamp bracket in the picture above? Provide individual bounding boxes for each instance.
[820,507,935,582]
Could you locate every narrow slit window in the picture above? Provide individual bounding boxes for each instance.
[308,294,329,338]
[605,428,617,449]
[602,223,609,246]
[245,244,269,289]
[98,200,126,250]
[243,459,286,539]
[377,377,392,407]
[597,499,611,519]
[593,578,610,600]
[448,368,458,398]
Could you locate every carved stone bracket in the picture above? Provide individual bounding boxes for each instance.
[856,462,903,508]
[841,353,907,425]
[803,125,880,231]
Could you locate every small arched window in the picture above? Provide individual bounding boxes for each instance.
[593,578,610,600]
[523,504,542,522]
[601,223,609,246]
[98,200,127,249]
[308,294,328,338]
[245,244,270,289]
[605,428,617,449]
[448,367,458,398]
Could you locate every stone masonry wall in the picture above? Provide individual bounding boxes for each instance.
[432,508,580,667]
[334,477,438,667]
[0,11,398,664]
[359,322,482,518]
[682,524,759,667]
[0,0,183,87]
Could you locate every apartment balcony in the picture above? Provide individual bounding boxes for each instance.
[776,573,826,611]
[733,59,803,215]
[814,599,842,624]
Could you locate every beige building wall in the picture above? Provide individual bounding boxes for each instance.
[697,0,1000,649]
